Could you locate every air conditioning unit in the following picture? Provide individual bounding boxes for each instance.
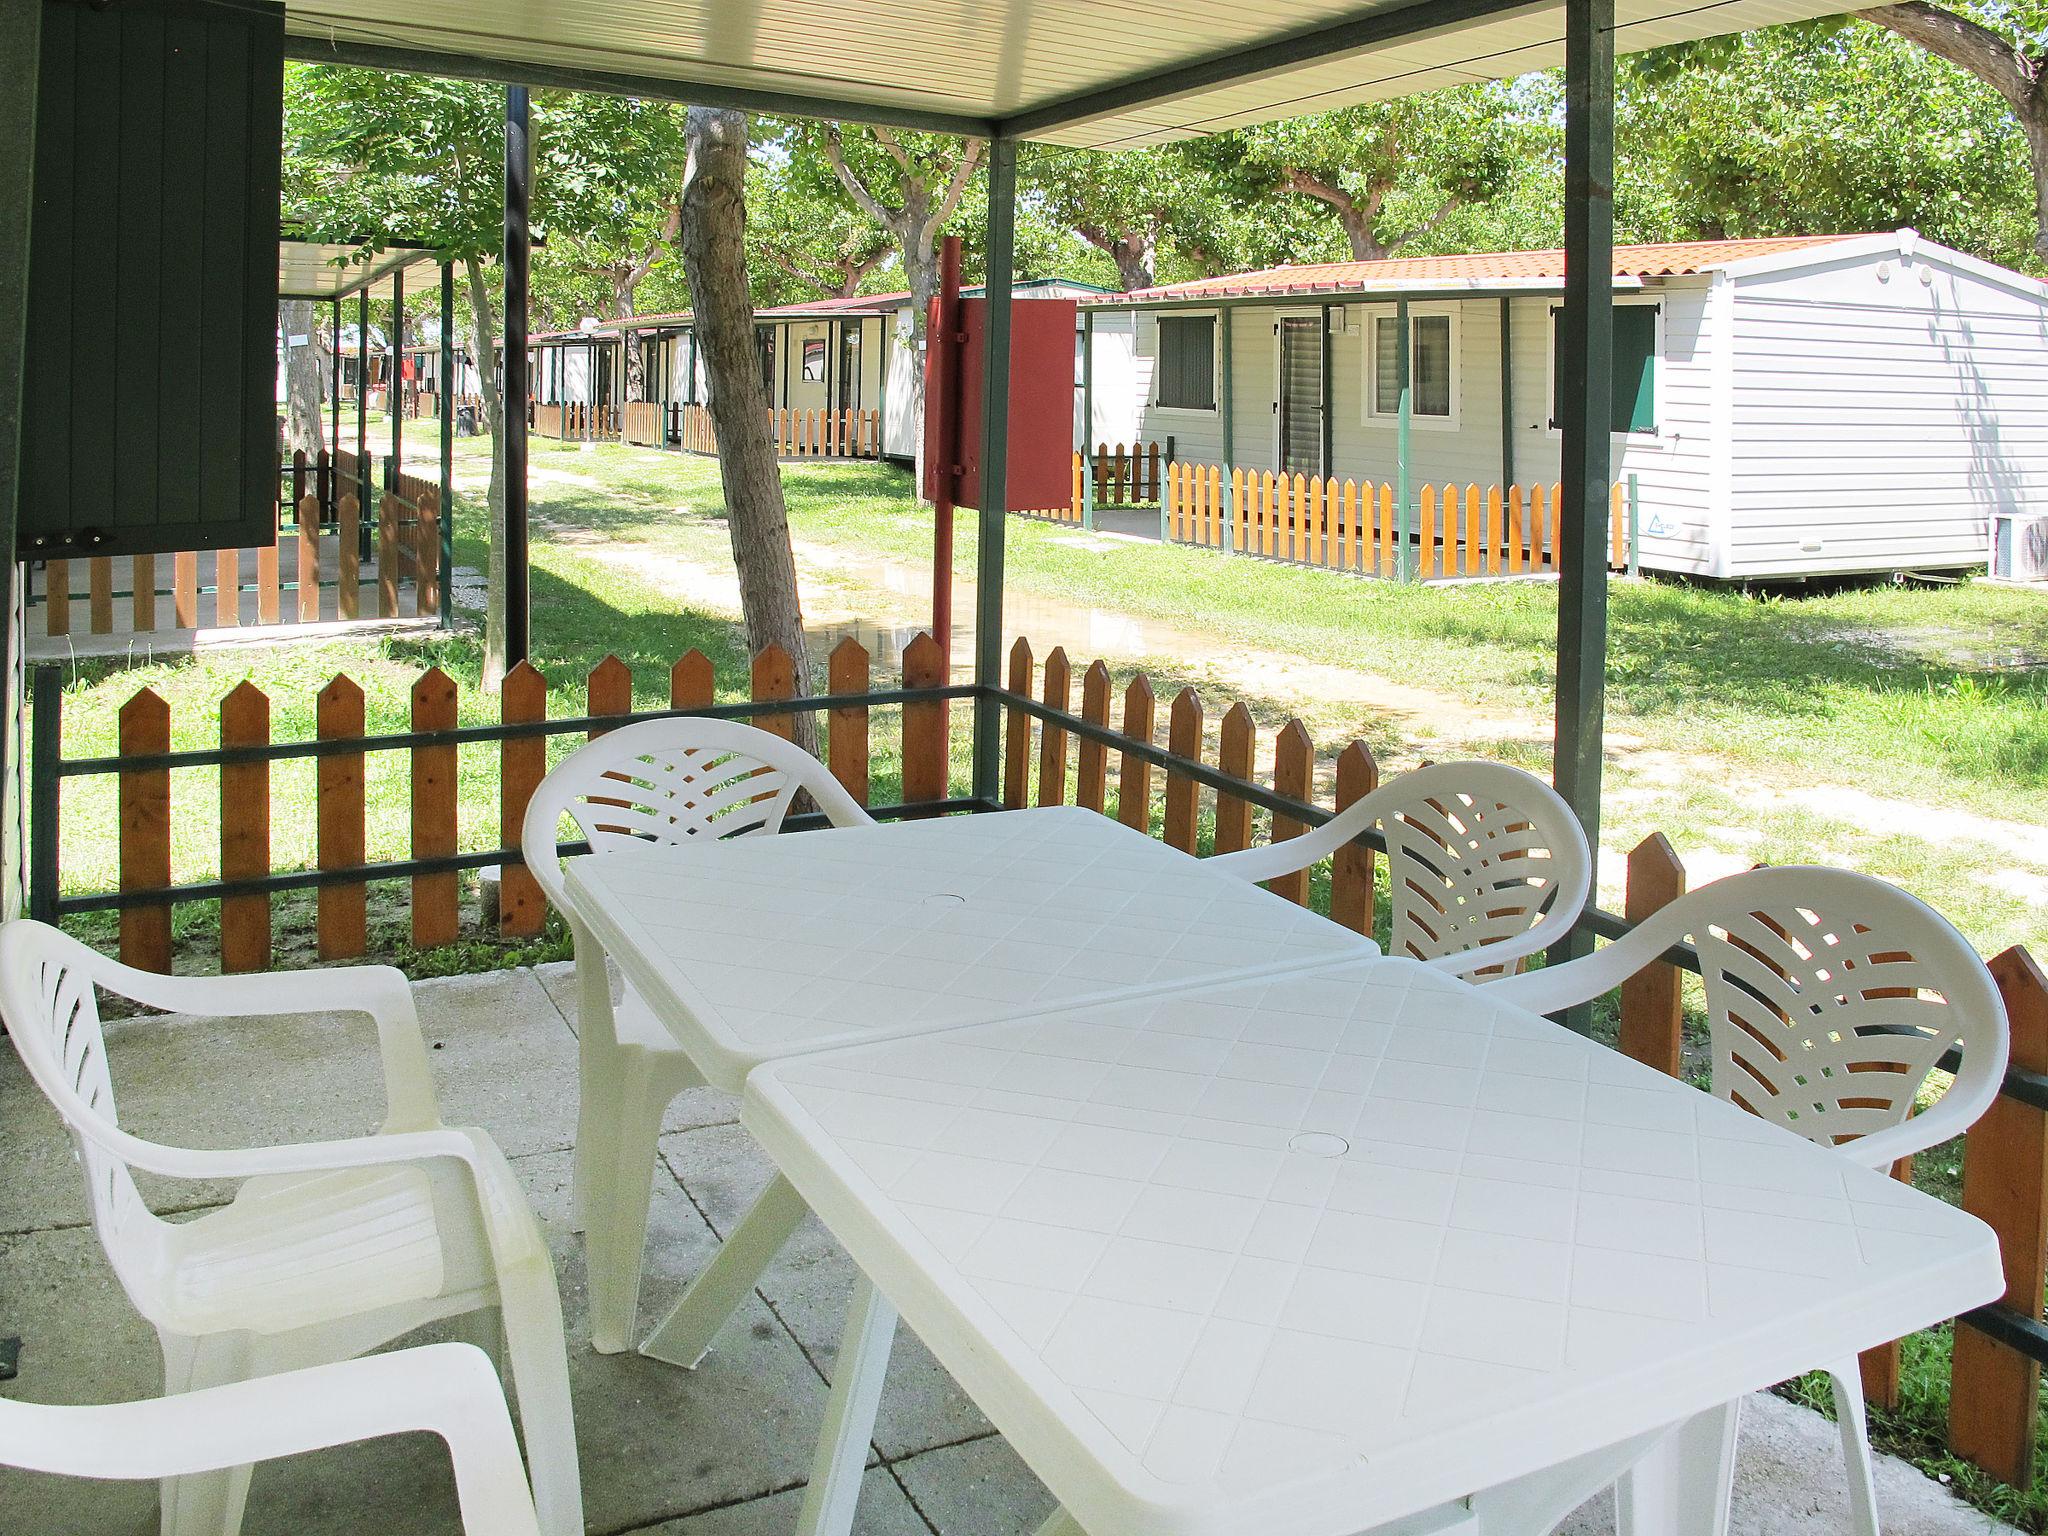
[1992,513,2048,582]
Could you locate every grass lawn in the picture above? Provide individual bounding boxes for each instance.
[40,419,2048,1526]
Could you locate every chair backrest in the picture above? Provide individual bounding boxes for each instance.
[0,920,163,1316]
[521,716,876,910]
[1378,762,1592,973]
[1669,866,2007,1166]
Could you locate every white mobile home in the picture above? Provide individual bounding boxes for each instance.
[1090,232,2048,580]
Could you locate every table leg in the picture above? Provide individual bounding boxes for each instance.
[639,1172,811,1367]
[1617,1402,1741,1536]
[795,1273,899,1536]
[569,918,618,1236]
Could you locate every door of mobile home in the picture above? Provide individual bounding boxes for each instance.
[1274,312,1324,477]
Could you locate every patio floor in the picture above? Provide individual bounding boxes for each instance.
[0,964,2018,1536]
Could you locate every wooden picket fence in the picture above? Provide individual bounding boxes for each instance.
[670,403,883,460]
[56,635,951,970]
[1092,440,1164,505]
[32,480,442,640]
[531,401,619,441]
[1167,462,1631,578]
[621,401,664,447]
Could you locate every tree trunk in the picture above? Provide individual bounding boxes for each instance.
[901,196,937,504]
[1337,205,1388,262]
[282,299,326,456]
[1111,232,1157,291]
[680,107,818,754]
[462,252,510,691]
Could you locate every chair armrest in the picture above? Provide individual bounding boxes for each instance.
[1482,917,1683,1018]
[88,961,440,1133]
[0,1343,540,1536]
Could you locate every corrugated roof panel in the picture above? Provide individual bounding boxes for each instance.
[284,0,1862,150]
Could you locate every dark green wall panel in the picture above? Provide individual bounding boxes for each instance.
[19,0,282,559]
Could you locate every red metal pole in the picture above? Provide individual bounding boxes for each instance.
[930,237,964,671]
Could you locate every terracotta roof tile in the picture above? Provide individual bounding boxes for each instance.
[1102,235,1875,302]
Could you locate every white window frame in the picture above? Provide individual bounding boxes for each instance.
[1363,303,1462,432]
[1149,308,1222,418]
[1544,296,1664,440]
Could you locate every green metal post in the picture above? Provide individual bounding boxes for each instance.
[329,296,341,485]
[356,288,369,508]
[1,0,39,762]
[1396,298,1412,581]
[390,267,403,483]
[1081,309,1095,531]
[1499,294,1516,489]
[438,262,455,624]
[1553,0,1617,1028]
[1319,302,1333,478]
[970,137,1018,806]
[1219,309,1235,551]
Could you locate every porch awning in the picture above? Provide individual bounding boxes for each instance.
[278,239,439,303]
[282,0,1850,150]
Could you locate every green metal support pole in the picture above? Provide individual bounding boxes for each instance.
[1081,310,1095,531]
[356,289,369,506]
[1319,302,1333,479]
[1553,0,1616,1028]
[439,263,455,624]
[390,268,403,485]
[970,136,1018,805]
[503,83,532,668]
[330,297,341,488]
[870,319,885,460]
[1499,294,1516,490]
[1396,298,1412,581]
[2,0,40,845]
[1219,309,1235,551]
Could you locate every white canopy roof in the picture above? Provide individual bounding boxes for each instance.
[284,0,1847,150]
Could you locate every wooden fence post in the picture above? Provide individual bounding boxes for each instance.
[752,644,797,742]
[1213,703,1255,855]
[296,493,320,621]
[1003,638,1033,810]
[1163,687,1202,853]
[131,553,155,634]
[1329,741,1379,935]
[671,649,714,710]
[1037,647,1070,808]
[44,560,69,637]
[214,548,239,626]
[499,661,548,938]
[1619,832,1687,1076]
[1268,720,1313,905]
[900,632,948,810]
[587,655,633,735]
[377,494,399,617]
[409,668,460,948]
[88,557,112,635]
[316,674,367,960]
[338,493,361,620]
[828,637,871,806]
[258,521,281,626]
[118,688,172,972]
[1951,946,2048,1487]
[417,491,441,619]
[1075,660,1110,813]
[1116,674,1156,832]
[219,682,270,972]
[173,551,197,628]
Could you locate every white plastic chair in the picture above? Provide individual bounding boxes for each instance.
[1207,760,1591,977]
[0,920,583,1536]
[1486,864,2009,1536]
[522,716,876,1354]
[0,1342,541,1535]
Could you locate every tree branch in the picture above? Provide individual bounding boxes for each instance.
[1857,3,2042,112]
[918,137,985,251]
[823,124,907,233]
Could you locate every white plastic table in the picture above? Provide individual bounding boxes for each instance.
[745,955,2002,1536]
[559,806,1378,1366]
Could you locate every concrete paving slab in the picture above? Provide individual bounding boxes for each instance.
[659,1123,993,1460]
[634,1468,931,1535]
[890,1434,1055,1536]
[534,959,743,1133]
[0,967,579,1234]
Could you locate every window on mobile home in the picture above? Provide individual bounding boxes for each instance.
[1156,314,1217,411]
